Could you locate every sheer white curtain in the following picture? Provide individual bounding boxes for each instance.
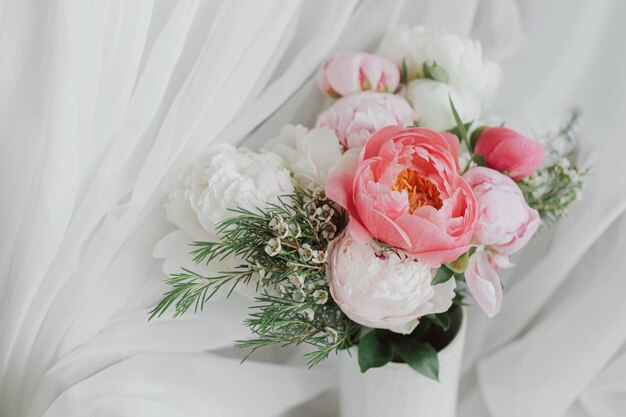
[0,1,624,416]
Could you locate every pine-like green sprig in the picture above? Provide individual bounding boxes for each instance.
[150,186,353,365]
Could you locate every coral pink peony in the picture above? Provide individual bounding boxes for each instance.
[474,127,545,180]
[315,92,414,150]
[327,230,456,334]
[325,126,476,265]
[463,166,540,317]
[317,52,400,98]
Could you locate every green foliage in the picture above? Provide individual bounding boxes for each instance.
[518,160,587,224]
[446,252,469,274]
[393,340,439,381]
[428,312,451,331]
[401,58,408,85]
[357,324,441,380]
[448,96,471,147]
[469,126,486,152]
[432,265,454,285]
[423,61,449,84]
[447,121,473,142]
[517,112,587,224]
[151,186,355,367]
[358,330,393,372]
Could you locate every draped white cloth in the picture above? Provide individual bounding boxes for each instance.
[0,0,624,416]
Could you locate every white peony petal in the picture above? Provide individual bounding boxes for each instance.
[264,124,342,187]
[405,78,481,131]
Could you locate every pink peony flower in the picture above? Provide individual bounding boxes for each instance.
[315,92,415,150]
[464,248,504,317]
[463,166,540,317]
[474,127,545,180]
[327,230,456,334]
[463,167,540,255]
[317,52,400,98]
[326,126,476,266]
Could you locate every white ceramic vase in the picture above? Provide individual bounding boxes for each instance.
[338,308,467,417]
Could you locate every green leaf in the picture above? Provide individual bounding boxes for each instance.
[358,331,393,373]
[423,61,449,83]
[446,252,469,274]
[449,96,469,147]
[469,126,487,152]
[401,58,408,84]
[393,340,439,381]
[447,121,473,141]
[432,266,454,285]
[472,154,487,167]
[411,319,432,338]
[428,312,451,331]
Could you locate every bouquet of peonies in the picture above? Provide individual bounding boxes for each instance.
[152,26,585,380]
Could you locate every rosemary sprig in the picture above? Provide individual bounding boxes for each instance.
[151,186,352,364]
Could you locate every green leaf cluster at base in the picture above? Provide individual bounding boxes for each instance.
[355,305,464,380]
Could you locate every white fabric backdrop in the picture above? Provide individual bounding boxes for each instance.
[0,0,624,416]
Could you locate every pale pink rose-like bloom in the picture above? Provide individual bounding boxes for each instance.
[327,230,456,334]
[317,52,401,98]
[463,166,540,317]
[325,126,476,266]
[315,92,415,149]
[475,127,545,180]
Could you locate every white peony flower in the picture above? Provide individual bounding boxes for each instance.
[164,144,294,238]
[377,25,501,105]
[157,144,294,300]
[263,125,342,187]
[405,78,481,131]
[326,231,456,334]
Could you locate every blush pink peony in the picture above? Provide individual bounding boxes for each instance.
[463,166,540,255]
[464,247,504,317]
[326,126,476,266]
[317,52,401,97]
[327,230,456,334]
[463,166,540,317]
[315,92,414,149]
[474,127,545,180]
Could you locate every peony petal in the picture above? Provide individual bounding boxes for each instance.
[347,219,373,243]
[495,205,541,255]
[389,319,420,335]
[362,125,403,159]
[440,131,461,169]
[395,213,470,265]
[430,278,457,314]
[465,250,503,317]
[475,127,545,180]
[489,138,545,180]
[359,205,412,248]
[325,53,363,96]
[325,149,360,209]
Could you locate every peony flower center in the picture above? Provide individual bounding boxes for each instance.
[392,169,443,213]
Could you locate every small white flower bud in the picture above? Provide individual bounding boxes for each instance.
[298,244,314,261]
[264,238,282,257]
[289,223,302,239]
[288,274,305,288]
[325,327,338,344]
[311,250,327,264]
[313,289,329,305]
